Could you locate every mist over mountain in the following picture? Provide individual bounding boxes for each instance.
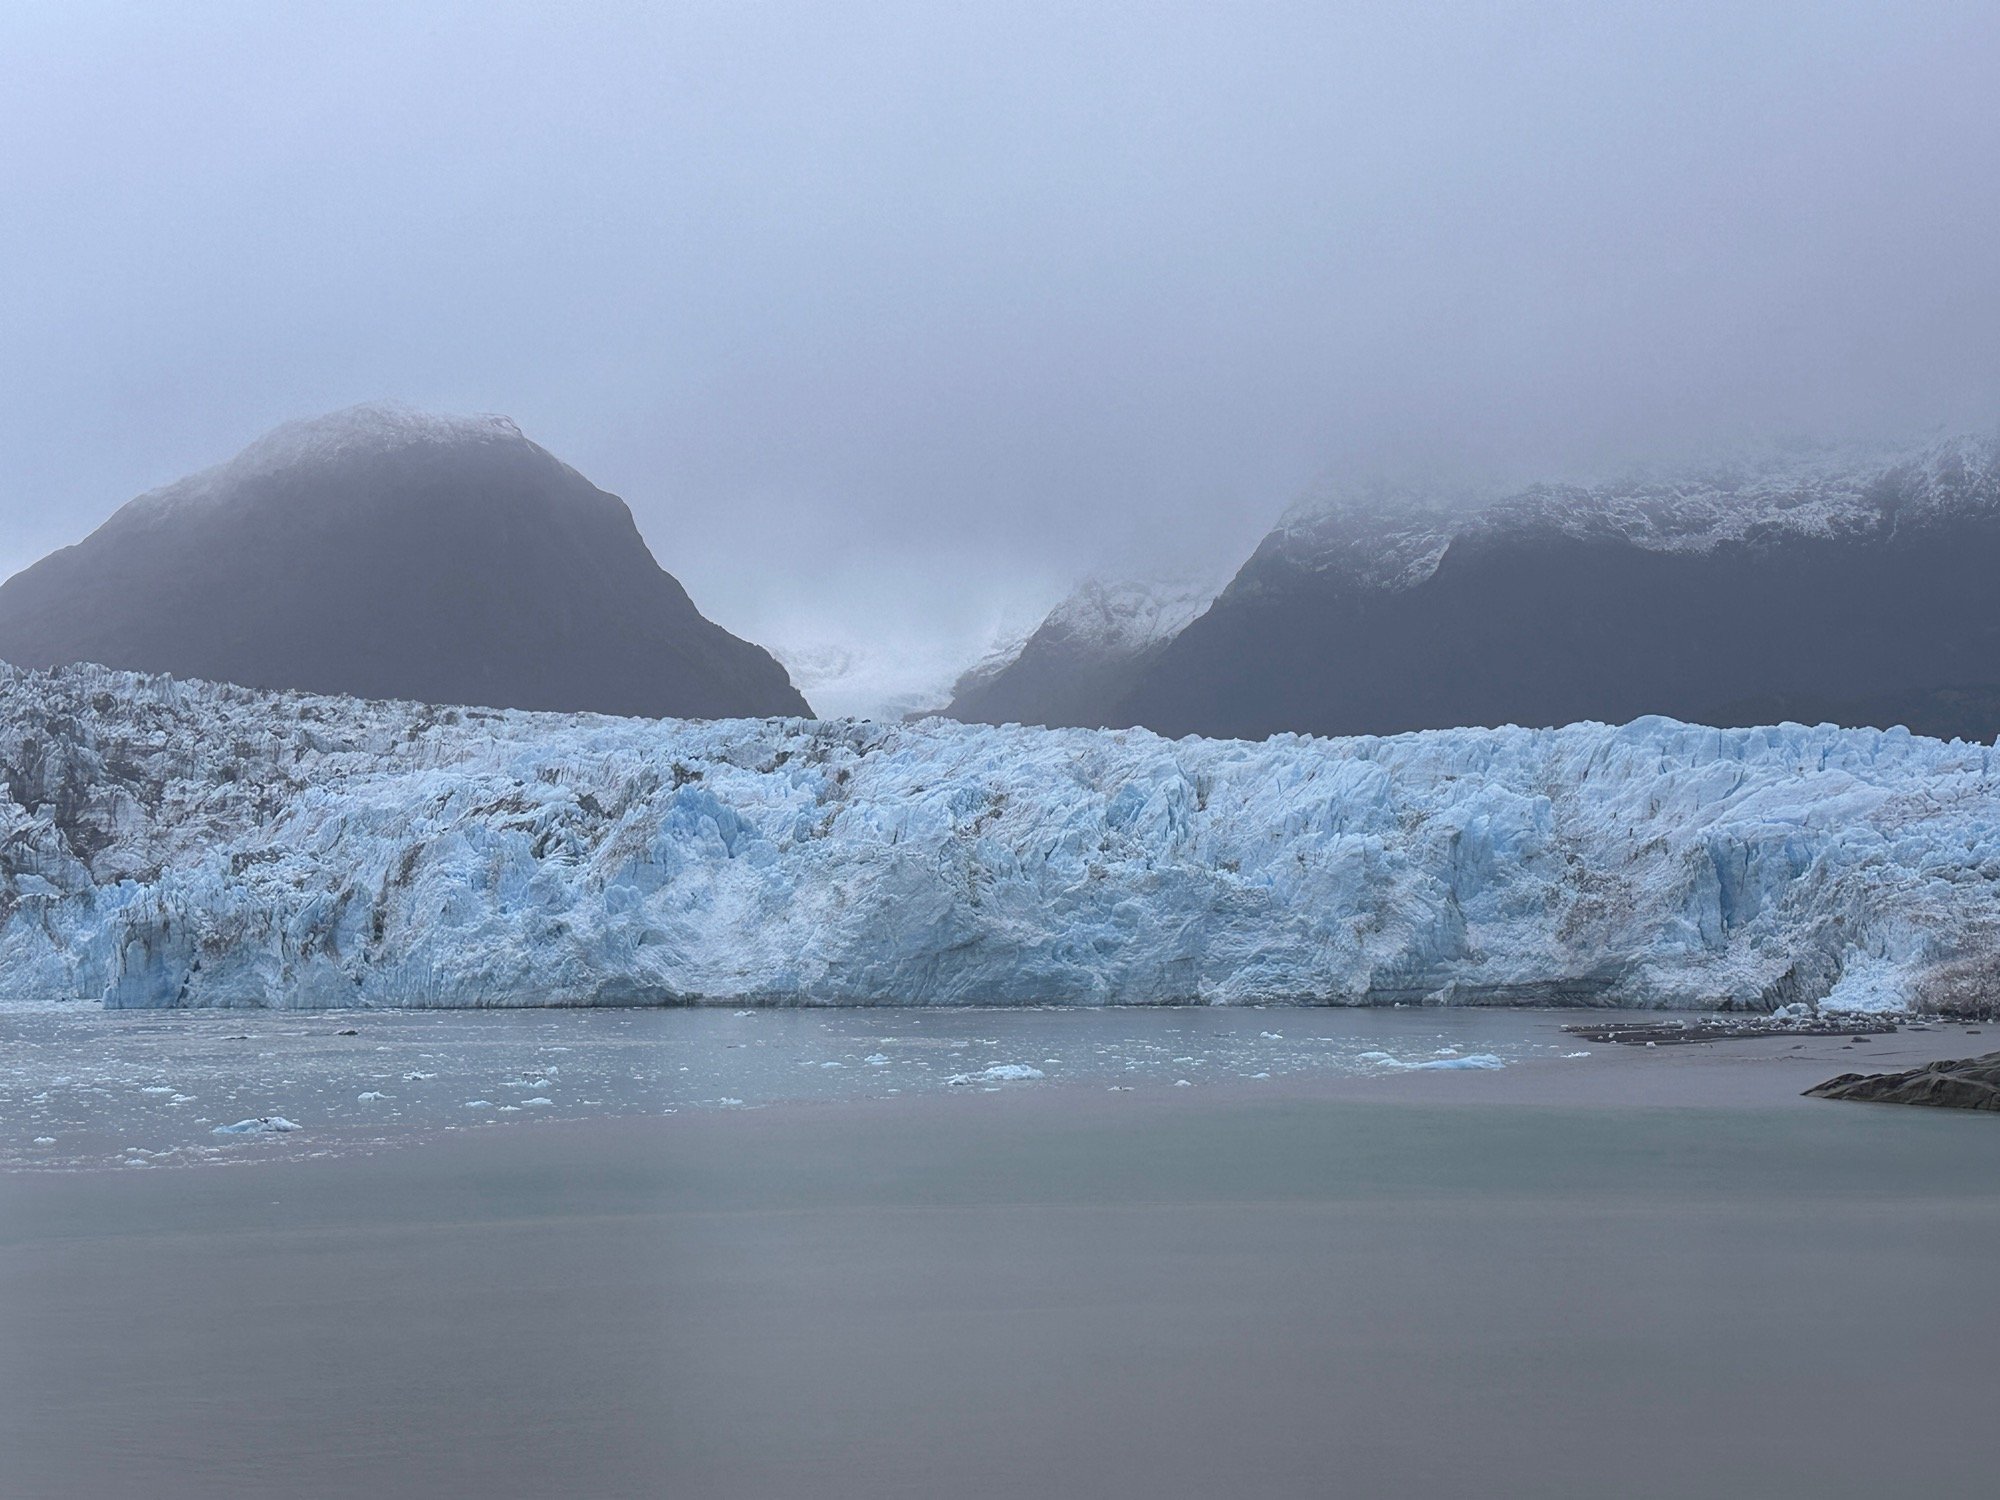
[941,571,1225,729]
[0,405,809,720]
[1114,437,2000,742]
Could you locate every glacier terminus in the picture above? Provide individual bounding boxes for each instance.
[1,663,1996,1014]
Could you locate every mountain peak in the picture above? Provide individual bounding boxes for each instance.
[133,403,538,520]
[0,406,810,720]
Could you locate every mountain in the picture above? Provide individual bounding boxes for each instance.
[941,570,1224,728]
[1116,437,2000,741]
[3,661,1994,1011]
[0,404,809,720]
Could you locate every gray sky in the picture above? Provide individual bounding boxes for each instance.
[4,1,1998,712]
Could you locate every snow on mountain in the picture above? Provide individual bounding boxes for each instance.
[3,663,1996,1014]
[128,403,530,519]
[1120,434,2000,742]
[1264,435,2000,593]
[1034,572,1223,656]
[942,568,1228,728]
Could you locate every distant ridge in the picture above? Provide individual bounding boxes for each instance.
[0,403,810,720]
[1114,436,2000,741]
[941,571,1225,729]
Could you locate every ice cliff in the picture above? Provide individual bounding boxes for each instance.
[2,663,1997,1012]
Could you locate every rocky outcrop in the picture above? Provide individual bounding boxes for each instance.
[1805,1053,2000,1110]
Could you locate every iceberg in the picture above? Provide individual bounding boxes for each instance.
[0,663,1996,1014]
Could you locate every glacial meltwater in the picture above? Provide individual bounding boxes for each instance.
[1,1003,1591,1170]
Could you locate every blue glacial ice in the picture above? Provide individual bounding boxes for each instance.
[1,662,1997,1014]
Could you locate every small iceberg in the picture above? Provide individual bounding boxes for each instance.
[211,1116,301,1135]
[948,1063,1046,1085]
[1408,1053,1505,1071]
[1358,1052,1507,1072]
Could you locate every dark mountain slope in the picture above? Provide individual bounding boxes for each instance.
[0,405,809,720]
[1117,439,2000,741]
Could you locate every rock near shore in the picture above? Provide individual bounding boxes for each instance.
[1805,1053,2000,1111]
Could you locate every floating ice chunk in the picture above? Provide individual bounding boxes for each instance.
[949,1064,1046,1085]
[403,1071,437,1081]
[1361,1052,1507,1072]
[31,1136,55,1145]
[1408,1054,1505,1071]
[463,1099,495,1108]
[357,1091,391,1102]
[212,1116,301,1135]
[1250,1072,1271,1079]
[140,1085,174,1095]
[1260,1031,1283,1040]
[820,1061,844,1069]
[864,1053,891,1066]
[1770,1003,1813,1023]
[522,1097,552,1107]
[1174,1078,1193,1087]
[980,1063,1044,1082]
[1563,1050,1592,1058]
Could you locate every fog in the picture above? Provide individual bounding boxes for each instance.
[4,1,1997,712]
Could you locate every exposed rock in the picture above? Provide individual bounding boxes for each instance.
[1805,1053,2000,1110]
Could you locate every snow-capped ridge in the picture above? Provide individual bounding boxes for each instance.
[131,402,534,518]
[1035,571,1225,655]
[941,567,1229,727]
[1268,434,2000,595]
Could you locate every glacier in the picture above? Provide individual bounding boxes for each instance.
[1,662,1997,1013]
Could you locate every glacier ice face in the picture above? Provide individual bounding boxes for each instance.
[1,663,1997,1013]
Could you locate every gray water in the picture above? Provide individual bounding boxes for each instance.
[1,1002,1590,1170]
[3,1079,1996,1500]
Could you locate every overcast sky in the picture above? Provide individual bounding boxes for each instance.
[4,1,1998,711]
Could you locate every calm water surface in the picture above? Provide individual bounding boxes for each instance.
[0,1002,1599,1170]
